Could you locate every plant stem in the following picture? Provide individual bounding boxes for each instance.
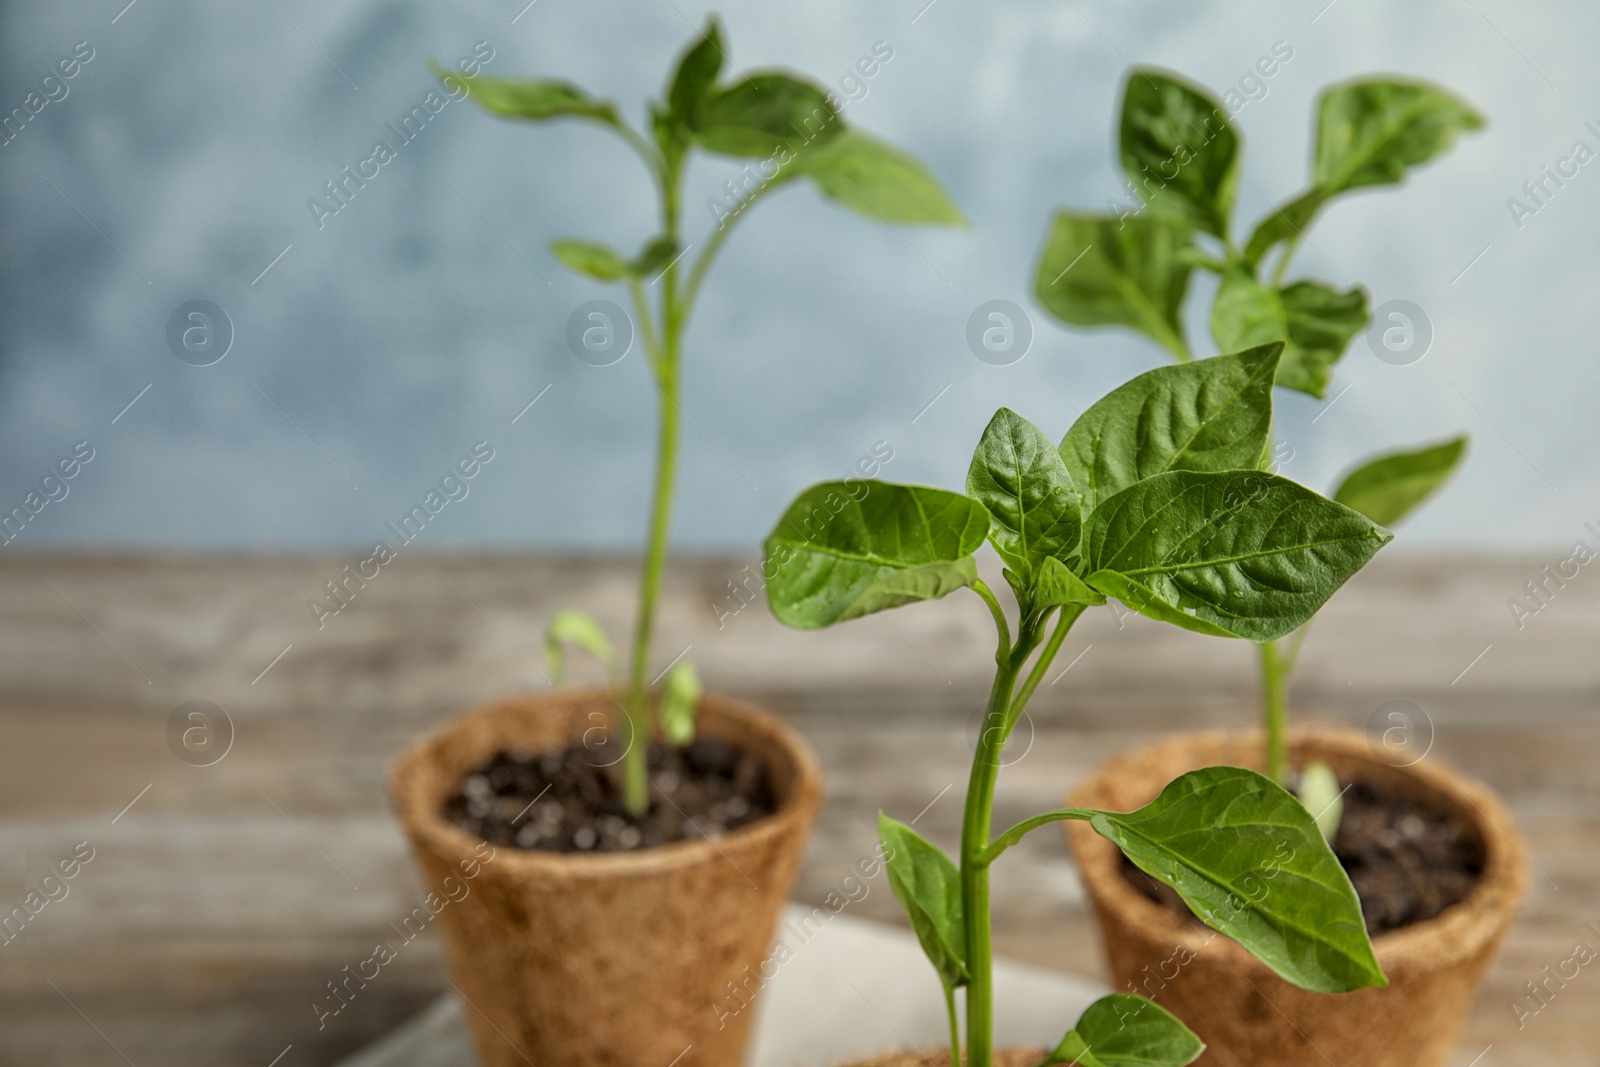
[960,611,1041,1067]
[944,984,962,1067]
[1259,638,1290,786]
[1269,236,1301,288]
[621,160,684,816]
[1005,604,1084,733]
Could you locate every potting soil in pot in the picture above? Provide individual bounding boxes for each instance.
[1123,772,1486,934]
[442,737,776,852]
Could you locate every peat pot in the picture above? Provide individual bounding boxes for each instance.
[390,687,823,1067]
[1067,727,1527,1067]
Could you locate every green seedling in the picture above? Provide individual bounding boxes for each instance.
[1034,69,1480,825]
[765,348,1389,1067]
[447,19,963,813]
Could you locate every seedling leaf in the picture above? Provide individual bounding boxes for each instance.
[1083,470,1392,642]
[799,130,967,225]
[764,481,990,628]
[659,659,701,746]
[879,813,970,990]
[545,609,618,681]
[1059,345,1281,513]
[1090,766,1385,992]
[550,239,629,281]
[1120,69,1239,239]
[1332,436,1467,528]
[1034,211,1194,361]
[967,408,1082,581]
[692,72,843,157]
[1040,993,1204,1067]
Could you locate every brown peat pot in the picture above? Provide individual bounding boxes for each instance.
[390,687,823,1067]
[839,1050,1045,1067]
[1066,727,1527,1067]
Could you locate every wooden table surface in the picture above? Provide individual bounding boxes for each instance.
[1,553,1595,1067]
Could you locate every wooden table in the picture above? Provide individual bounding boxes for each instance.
[2,554,1594,1066]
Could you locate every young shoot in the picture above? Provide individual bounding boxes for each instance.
[1034,68,1480,822]
[445,19,964,814]
[765,348,1390,1067]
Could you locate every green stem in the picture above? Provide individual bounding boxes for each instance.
[621,160,685,816]
[1005,604,1084,734]
[980,807,1095,865]
[1259,639,1290,786]
[1269,236,1300,288]
[944,984,962,1067]
[960,614,1041,1067]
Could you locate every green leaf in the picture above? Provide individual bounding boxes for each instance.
[1241,188,1327,269]
[545,609,618,681]
[1278,281,1369,398]
[1034,212,1195,361]
[798,131,966,225]
[667,18,723,126]
[659,659,700,746]
[444,68,619,125]
[1034,556,1106,609]
[1119,69,1239,239]
[628,236,679,278]
[1332,436,1467,527]
[878,813,969,990]
[764,481,990,628]
[692,73,842,157]
[550,239,629,281]
[1083,470,1393,642]
[1059,344,1282,513]
[1245,79,1482,266]
[1297,761,1344,844]
[1210,270,1286,357]
[966,408,1082,580]
[1042,994,1204,1067]
[1089,766,1385,993]
[1313,79,1484,194]
[1212,274,1368,399]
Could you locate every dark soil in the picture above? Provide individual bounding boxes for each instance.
[1121,773,1486,935]
[442,738,776,853]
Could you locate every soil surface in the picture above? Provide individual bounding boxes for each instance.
[442,738,776,853]
[841,1050,1045,1067]
[1123,773,1485,935]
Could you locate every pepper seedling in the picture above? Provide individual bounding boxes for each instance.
[1033,69,1480,827]
[445,19,964,814]
[765,347,1389,1067]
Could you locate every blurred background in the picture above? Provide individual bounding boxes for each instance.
[4,2,1598,1066]
[2,0,1592,553]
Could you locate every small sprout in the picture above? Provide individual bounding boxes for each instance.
[544,609,618,683]
[659,659,701,746]
[1298,760,1345,844]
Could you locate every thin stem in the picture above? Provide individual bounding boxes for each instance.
[621,159,685,816]
[969,580,1012,661]
[1280,626,1308,674]
[1259,639,1290,786]
[959,614,1040,1067]
[1269,236,1301,288]
[980,807,1096,865]
[943,984,962,1067]
[679,176,790,317]
[628,277,662,374]
[1005,603,1085,734]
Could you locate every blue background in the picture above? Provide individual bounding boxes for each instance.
[1,0,1592,551]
